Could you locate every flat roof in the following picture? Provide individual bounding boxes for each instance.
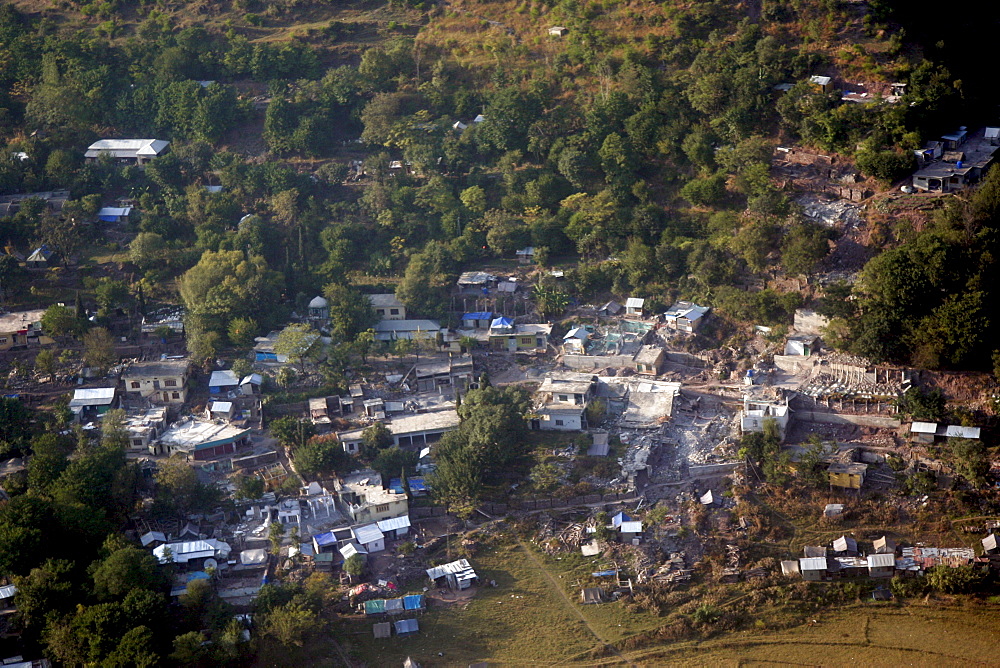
[86,138,170,156]
[209,370,239,386]
[868,553,895,568]
[387,410,460,435]
[374,319,441,333]
[910,421,937,434]
[945,425,981,439]
[69,387,116,406]
[0,309,45,332]
[799,557,828,571]
[633,345,663,365]
[123,359,189,378]
[368,293,403,308]
[157,418,248,449]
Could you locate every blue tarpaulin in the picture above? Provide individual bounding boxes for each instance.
[403,594,424,610]
[389,477,427,494]
[591,569,618,578]
[491,316,513,328]
[461,312,493,322]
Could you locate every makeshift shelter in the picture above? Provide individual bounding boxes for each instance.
[384,598,405,614]
[588,432,610,457]
[874,536,896,554]
[403,594,425,611]
[373,622,391,639]
[426,559,478,590]
[394,618,419,636]
[580,588,606,604]
[364,599,387,615]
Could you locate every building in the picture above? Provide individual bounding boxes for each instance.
[68,387,118,422]
[632,345,664,375]
[874,536,896,554]
[97,206,132,223]
[207,401,236,422]
[799,556,829,581]
[154,417,250,460]
[456,271,497,291]
[25,246,54,269]
[252,329,321,363]
[909,421,981,444]
[581,587,606,604]
[125,407,168,452]
[739,395,790,439]
[85,139,170,165]
[832,535,858,556]
[141,308,185,336]
[0,190,69,216]
[122,359,190,405]
[533,374,595,431]
[911,127,999,193]
[387,409,461,447]
[663,301,710,333]
[619,520,643,544]
[335,470,409,524]
[809,75,833,93]
[376,514,411,540]
[909,421,937,445]
[982,534,999,555]
[0,309,46,351]
[562,326,589,354]
[426,558,478,590]
[624,297,645,318]
[368,294,406,320]
[307,296,329,323]
[828,462,867,489]
[353,523,386,553]
[460,312,493,329]
[867,553,895,578]
[597,301,623,317]
[515,246,535,264]
[208,369,240,396]
[152,539,231,568]
[488,318,551,352]
[411,356,474,393]
[784,333,820,356]
[374,319,441,343]
[547,26,568,36]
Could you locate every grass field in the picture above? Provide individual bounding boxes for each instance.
[338,536,1000,667]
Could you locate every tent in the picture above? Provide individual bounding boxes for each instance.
[364,599,387,615]
[384,598,405,614]
[403,594,425,611]
[373,622,391,638]
[394,618,419,635]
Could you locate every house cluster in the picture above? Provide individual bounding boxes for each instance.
[785,535,976,581]
[69,357,266,466]
[911,126,1000,193]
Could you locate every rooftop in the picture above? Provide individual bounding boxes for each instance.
[209,370,239,387]
[386,410,461,435]
[0,309,45,332]
[86,138,170,157]
[69,387,116,407]
[122,359,190,379]
[632,345,663,366]
[664,301,710,321]
[368,293,403,308]
[156,418,248,450]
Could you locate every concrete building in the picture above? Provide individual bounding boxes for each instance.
[154,417,250,460]
[411,356,474,393]
[374,319,441,343]
[632,345,664,375]
[911,127,999,193]
[799,556,829,581]
[533,374,595,431]
[334,470,409,524]
[624,297,645,318]
[125,407,168,452]
[387,409,461,447]
[0,309,46,351]
[121,359,191,405]
[487,318,551,352]
[739,395,790,439]
[368,294,406,320]
[867,553,895,578]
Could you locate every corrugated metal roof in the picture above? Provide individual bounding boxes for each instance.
[376,515,411,533]
[240,549,268,565]
[867,553,895,568]
[619,521,643,533]
[353,524,385,546]
[69,387,116,406]
[209,370,239,387]
[625,297,645,308]
[799,557,828,571]
[611,512,631,527]
[0,584,16,599]
[140,531,166,547]
[945,425,981,439]
[461,312,493,321]
[210,401,233,413]
[241,373,263,385]
[153,540,220,563]
[910,421,937,434]
[426,558,475,580]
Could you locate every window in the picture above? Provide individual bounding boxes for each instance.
[172,392,180,399]
[164,379,177,387]
[390,308,399,315]
[558,394,568,402]
[520,337,533,345]
[377,309,385,315]
[375,503,390,513]
[555,419,564,426]
[130,381,140,389]
[132,439,143,446]
[0,337,7,344]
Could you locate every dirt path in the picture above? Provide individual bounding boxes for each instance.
[516,540,634,667]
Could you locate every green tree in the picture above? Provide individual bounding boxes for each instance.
[293,435,355,478]
[12,559,77,639]
[91,546,169,600]
[234,475,265,501]
[951,438,989,487]
[94,278,130,317]
[371,447,417,483]
[270,417,316,448]
[323,283,377,342]
[343,553,364,579]
[82,327,117,373]
[227,317,258,349]
[40,304,83,337]
[395,241,453,318]
[529,462,561,492]
[129,232,165,272]
[781,223,830,276]
[361,422,393,457]
[274,324,321,372]
[263,601,322,648]
[178,250,283,333]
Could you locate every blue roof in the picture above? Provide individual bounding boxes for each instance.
[491,316,513,328]
[394,618,419,634]
[186,571,211,582]
[313,532,337,547]
[611,511,631,528]
[389,477,427,494]
[403,594,425,610]
[462,312,493,321]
